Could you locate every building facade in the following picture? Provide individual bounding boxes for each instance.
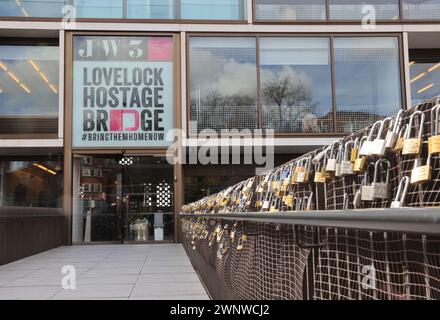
[0,0,439,246]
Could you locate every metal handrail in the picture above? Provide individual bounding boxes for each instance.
[180,208,440,235]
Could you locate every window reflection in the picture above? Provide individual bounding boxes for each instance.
[333,37,402,133]
[255,0,326,20]
[403,0,440,20]
[0,156,63,208]
[329,0,400,20]
[0,0,65,17]
[189,37,258,133]
[74,0,123,18]
[409,51,440,105]
[180,0,246,20]
[0,44,59,133]
[260,37,333,133]
[127,0,175,19]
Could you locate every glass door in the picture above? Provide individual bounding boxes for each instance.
[72,154,174,243]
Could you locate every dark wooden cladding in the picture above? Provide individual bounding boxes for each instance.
[0,207,66,266]
[0,117,58,134]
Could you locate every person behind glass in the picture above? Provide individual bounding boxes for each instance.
[93,192,110,241]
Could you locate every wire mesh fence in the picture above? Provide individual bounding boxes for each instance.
[182,218,440,300]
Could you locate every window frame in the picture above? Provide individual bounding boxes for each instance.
[186,32,406,137]
[0,0,248,23]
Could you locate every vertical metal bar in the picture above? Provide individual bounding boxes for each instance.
[325,228,332,299]
[355,230,362,299]
[317,228,324,300]
[329,35,338,133]
[334,228,341,299]
[369,231,377,299]
[345,229,352,299]
[402,233,411,298]
[384,232,392,300]
[421,235,432,299]
[402,32,412,110]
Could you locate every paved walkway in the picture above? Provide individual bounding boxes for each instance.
[0,244,209,300]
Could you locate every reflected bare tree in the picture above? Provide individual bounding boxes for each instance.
[262,74,317,132]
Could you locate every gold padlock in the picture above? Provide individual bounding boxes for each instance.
[353,156,366,173]
[410,155,432,184]
[402,110,425,156]
[284,194,294,207]
[314,169,328,183]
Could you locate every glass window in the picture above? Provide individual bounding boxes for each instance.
[329,0,400,20]
[403,0,440,20]
[189,37,258,133]
[260,37,333,133]
[333,37,402,133]
[0,0,65,17]
[73,0,123,19]
[127,0,175,19]
[0,43,59,134]
[255,0,326,21]
[0,155,63,208]
[180,0,246,20]
[409,51,440,105]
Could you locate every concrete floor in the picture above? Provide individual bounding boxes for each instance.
[0,244,209,300]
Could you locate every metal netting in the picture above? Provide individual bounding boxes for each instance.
[182,219,440,300]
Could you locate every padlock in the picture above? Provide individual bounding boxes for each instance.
[393,124,408,152]
[385,109,403,150]
[261,185,273,211]
[353,136,368,172]
[410,154,432,185]
[325,144,338,172]
[390,176,410,208]
[269,197,281,213]
[340,141,354,176]
[371,159,391,199]
[402,110,425,156]
[359,120,383,157]
[343,193,349,210]
[284,193,294,208]
[353,188,362,209]
[237,234,247,251]
[303,192,313,211]
[429,104,440,155]
[371,117,391,156]
[351,137,359,163]
[296,156,311,183]
[361,163,374,201]
[291,161,299,184]
[314,162,328,183]
[281,163,293,193]
[335,144,343,178]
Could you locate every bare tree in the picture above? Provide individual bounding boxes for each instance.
[262,74,315,132]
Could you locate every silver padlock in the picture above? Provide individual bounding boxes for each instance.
[385,109,403,150]
[325,143,338,172]
[390,176,410,208]
[353,188,362,209]
[359,120,383,157]
[372,159,391,199]
[340,141,354,176]
[335,144,343,177]
[371,117,392,156]
[361,164,374,201]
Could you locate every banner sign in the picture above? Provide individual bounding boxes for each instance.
[72,36,174,148]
